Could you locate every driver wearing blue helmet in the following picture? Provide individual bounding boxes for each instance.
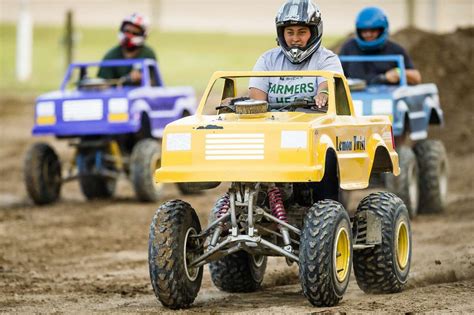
[339,7,421,85]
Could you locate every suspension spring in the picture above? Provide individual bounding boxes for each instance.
[268,187,288,223]
[210,194,231,248]
[216,193,230,221]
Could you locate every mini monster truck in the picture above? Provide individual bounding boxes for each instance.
[339,55,448,216]
[148,70,412,309]
[24,58,197,205]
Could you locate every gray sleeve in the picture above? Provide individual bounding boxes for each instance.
[314,49,344,87]
[248,54,270,93]
[319,51,344,74]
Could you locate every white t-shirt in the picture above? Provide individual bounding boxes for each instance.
[249,47,343,104]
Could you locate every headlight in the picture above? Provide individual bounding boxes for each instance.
[37,101,55,116]
[166,133,191,151]
[281,131,307,149]
[108,98,129,122]
[36,101,56,125]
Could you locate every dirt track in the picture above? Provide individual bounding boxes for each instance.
[1,27,474,313]
[0,92,473,313]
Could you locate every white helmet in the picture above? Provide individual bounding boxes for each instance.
[118,13,150,50]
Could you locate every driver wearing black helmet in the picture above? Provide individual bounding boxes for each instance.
[249,0,343,109]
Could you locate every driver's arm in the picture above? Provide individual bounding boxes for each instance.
[385,68,422,85]
[128,69,142,83]
[249,87,267,101]
[314,81,329,108]
[406,69,422,85]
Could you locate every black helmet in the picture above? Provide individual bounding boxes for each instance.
[276,0,323,64]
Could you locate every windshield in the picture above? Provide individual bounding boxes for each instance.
[202,74,330,115]
[61,60,160,91]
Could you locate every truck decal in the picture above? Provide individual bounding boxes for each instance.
[336,136,366,152]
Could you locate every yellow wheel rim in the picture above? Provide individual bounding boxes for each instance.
[396,221,409,270]
[335,227,351,282]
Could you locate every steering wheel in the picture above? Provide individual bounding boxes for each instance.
[269,97,328,113]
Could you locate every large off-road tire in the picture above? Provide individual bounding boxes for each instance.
[24,143,62,205]
[77,141,117,200]
[385,146,419,218]
[176,183,202,195]
[353,192,411,294]
[148,200,203,309]
[299,200,352,307]
[79,175,116,200]
[209,250,267,293]
[130,139,163,202]
[208,196,267,292]
[414,139,448,213]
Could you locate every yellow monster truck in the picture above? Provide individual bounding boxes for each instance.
[148,71,412,308]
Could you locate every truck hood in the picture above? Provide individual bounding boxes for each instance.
[155,112,332,184]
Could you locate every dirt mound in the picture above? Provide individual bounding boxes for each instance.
[332,27,474,155]
[392,27,474,155]
[392,27,473,111]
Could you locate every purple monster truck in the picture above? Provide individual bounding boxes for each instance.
[24,58,197,205]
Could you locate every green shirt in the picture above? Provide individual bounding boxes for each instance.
[97,44,157,79]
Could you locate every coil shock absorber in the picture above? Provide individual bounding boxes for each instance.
[216,193,230,220]
[268,186,287,222]
[268,186,292,252]
[209,194,230,248]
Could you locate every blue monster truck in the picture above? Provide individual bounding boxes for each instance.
[24,58,197,205]
[339,55,448,217]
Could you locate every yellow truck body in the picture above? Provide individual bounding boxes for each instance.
[155,71,399,190]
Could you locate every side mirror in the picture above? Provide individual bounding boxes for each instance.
[221,78,236,100]
[79,66,88,80]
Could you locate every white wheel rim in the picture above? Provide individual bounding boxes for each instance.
[439,160,448,206]
[252,254,265,267]
[184,227,199,281]
[408,162,419,211]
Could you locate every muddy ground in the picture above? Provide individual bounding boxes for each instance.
[1,27,474,314]
[1,95,473,314]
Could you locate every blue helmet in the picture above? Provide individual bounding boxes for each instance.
[355,7,389,51]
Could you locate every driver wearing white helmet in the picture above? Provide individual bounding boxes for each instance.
[98,13,157,85]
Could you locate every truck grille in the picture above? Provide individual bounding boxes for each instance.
[62,99,103,121]
[205,133,264,160]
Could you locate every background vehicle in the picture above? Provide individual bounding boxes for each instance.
[339,55,448,217]
[24,58,197,205]
[148,71,412,308]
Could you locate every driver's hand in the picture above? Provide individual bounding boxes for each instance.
[314,90,328,108]
[220,97,233,106]
[129,69,142,83]
[385,68,400,84]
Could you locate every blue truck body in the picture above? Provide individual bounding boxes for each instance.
[339,55,444,140]
[339,55,448,217]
